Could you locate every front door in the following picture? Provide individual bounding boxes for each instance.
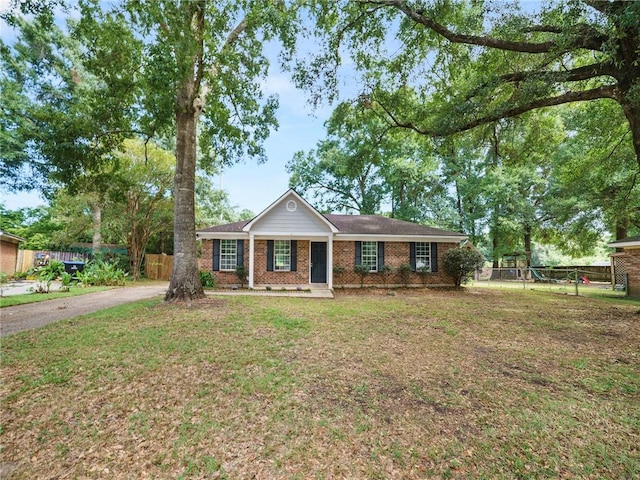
[310,242,327,284]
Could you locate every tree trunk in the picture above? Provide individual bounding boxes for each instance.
[165,88,205,302]
[129,235,141,281]
[91,202,102,254]
[523,224,532,280]
[623,104,640,170]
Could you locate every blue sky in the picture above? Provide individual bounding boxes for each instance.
[213,69,335,215]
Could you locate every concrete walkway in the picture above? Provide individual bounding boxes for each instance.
[207,288,334,299]
[1,285,167,337]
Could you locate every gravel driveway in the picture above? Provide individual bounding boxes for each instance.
[1,285,167,337]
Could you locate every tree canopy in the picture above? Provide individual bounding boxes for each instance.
[298,0,640,169]
[1,0,298,300]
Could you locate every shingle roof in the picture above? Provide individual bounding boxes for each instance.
[325,214,464,236]
[197,215,464,237]
[197,220,251,233]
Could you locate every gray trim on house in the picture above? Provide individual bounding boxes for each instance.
[608,236,640,248]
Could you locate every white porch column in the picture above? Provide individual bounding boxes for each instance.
[248,233,255,288]
[327,234,333,289]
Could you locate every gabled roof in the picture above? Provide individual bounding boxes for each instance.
[242,189,338,233]
[609,235,640,248]
[196,189,467,240]
[197,211,466,239]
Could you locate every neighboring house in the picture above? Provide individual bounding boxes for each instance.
[0,231,25,276]
[197,190,467,289]
[609,236,640,297]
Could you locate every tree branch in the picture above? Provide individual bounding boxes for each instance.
[365,0,555,53]
[193,0,206,97]
[363,0,607,53]
[582,0,626,15]
[497,62,617,85]
[199,14,248,102]
[373,85,618,137]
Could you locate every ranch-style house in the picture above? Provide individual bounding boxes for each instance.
[197,189,467,289]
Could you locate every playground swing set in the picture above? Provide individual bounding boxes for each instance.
[529,266,591,284]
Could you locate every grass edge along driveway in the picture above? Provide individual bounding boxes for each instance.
[1,288,638,479]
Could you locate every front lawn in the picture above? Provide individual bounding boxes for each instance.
[1,289,638,478]
[0,286,111,308]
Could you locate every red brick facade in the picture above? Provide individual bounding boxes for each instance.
[332,240,457,287]
[200,238,457,287]
[615,248,640,297]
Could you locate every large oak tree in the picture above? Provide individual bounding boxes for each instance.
[300,0,639,169]
[86,0,296,302]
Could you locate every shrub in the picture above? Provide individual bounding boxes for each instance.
[34,260,65,293]
[59,272,74,292]
[13,271,28,280]
[200,270,216,288]
[443,247,484,287]
[76,260,127,286]
[235,265,248,288]
[416,265,431,285]
[354,264,370,287]
[380,264,394,286]
[398,263,412,286]
[333,265,346,287]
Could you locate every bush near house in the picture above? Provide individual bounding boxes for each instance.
[443,247,485,287]
[354,264,370,287]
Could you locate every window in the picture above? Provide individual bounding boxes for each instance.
[415,242,431,270]
[274,240,291,271]
[361,241,378,272]
[220,239,237,271]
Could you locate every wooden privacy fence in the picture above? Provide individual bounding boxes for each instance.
[145,254,173,280]
[16,250,92,273]
[144,254,204,280]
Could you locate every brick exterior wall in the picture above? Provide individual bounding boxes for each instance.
[333,240,457,287]
[253,240,310,286]
[200,238,310,286]
[200,239,250,286]
[619,248,640,297]
[0,240,19,275]
[200,238,458,288]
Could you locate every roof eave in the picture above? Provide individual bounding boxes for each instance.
[608,241,640,248]
[334,233,467,243]
[0,231,26,244]
[196,231,249,239]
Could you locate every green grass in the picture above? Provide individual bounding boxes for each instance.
[0,286,111,308]
[471,279,640,305]
[1,288,639,478]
